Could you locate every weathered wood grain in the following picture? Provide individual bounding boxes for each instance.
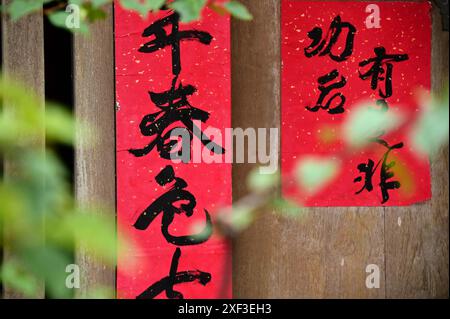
[232,0,385,299]
[233,0,447,299]
[384,5,449,299]
[1,0,45,299]
[231,0,282,298]
[73,4,116,298]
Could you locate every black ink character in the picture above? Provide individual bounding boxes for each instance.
[134,165,213,245]
[137,248,211,299]
[139,12,213,75]
[128,76,225,159]
[359,47,409,108]
[307,69,347,114]
[354,138,404,204]
[304,15,356,62]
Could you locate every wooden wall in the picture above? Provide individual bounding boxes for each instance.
[73,5,116,299]
[232,0,449,299]
[1,0,448,298]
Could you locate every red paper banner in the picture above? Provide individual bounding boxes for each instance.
[281,0,432,206]
[115,4,232,299]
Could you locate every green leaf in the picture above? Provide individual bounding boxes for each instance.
[60,211,117,264]
[7,0,45,20]
[47,10,90,34]
[68,0,84,5]
[47,10,71,28]
[92,0,112,7]
[295,156,339,194]
[85,6,107,22]
[84,286,115,299]
[247,167,279,193]
[45,103,76,145]
[0,185,27,223]
[0,260,39,297]
[411,89,449,156]
[0,75,44,149]
[120,0,148,16]
[145,0,167,11]
[343,104,404,148]
[216,206,254,235]
[169,0,207,22]
[223,1,252,20]
[20,246,72,298]
[120,0,165,16]
[272,198,304,218]
[228,206,254,232]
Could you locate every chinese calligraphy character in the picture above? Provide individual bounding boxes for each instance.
[139,12,213,75]
[134,165,213,246]
[359,47,409,108]
[128,76,225,159]
[354,138,404,204]
[306,69,347,114]
[304,15,356,62]
[137,248,211,299]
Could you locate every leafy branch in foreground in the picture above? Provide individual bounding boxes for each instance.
[1,0,252,33]
[0,75,132,298]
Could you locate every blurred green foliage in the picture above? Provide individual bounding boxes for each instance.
[0,0,252,34]
[343,103,404,148]
[220,88,449,236]
[411,88,449,156]
[0,0,252,299]
[0,76,120,298]
[0,0,448,299]
[295,156,340,195]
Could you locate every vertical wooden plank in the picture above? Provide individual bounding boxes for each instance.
[231,0,282,298]
[385,5,449,299]
[1,0,45,299]
[73,4,116,298]
[322,209,385,298]
[232,0,385,298]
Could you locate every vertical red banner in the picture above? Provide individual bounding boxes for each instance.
[282,0,432,206]
[115,4,232,299]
